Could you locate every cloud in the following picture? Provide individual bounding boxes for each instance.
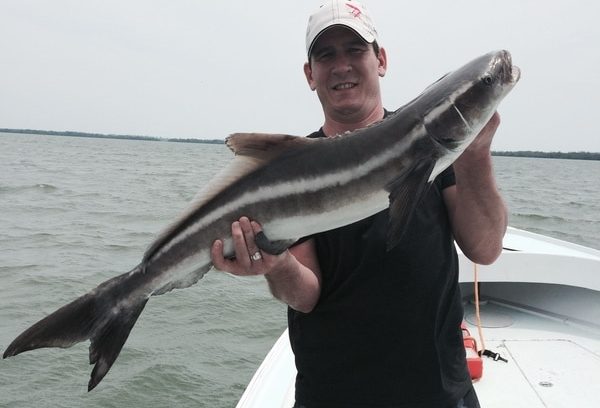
[1,0,599,151]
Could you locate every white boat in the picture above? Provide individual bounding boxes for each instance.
[236,227,600,407]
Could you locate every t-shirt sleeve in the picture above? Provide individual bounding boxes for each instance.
[438,166,456,190]
[291,235,313,248]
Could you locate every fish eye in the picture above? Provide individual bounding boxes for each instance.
[482,75,494,86]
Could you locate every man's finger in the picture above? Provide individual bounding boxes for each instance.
[251,220,263,234]
[240,217,262,262]
[210,239,230,271]
[231,221,252,268]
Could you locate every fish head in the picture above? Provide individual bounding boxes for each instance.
[421,50,520,154]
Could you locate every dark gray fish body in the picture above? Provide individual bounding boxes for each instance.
[3,50,520,390]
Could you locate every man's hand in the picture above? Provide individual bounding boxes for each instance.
[210,216,322,313]
[460,111,501,161]
[210,216,292,276]
[444,110,507,265]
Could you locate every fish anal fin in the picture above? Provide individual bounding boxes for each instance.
[151,265,211,296]
[386,161,435,250]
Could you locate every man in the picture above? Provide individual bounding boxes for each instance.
[211,1,507,407]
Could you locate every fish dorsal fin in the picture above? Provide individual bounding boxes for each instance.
[226,132,314,161]
[190,133,313,205]
[143,133,310,263]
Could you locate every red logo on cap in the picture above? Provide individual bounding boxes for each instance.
[345,3,362,17]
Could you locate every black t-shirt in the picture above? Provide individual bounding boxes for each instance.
[288,125,471,408]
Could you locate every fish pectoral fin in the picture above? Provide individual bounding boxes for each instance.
[385,161,435,250]
[255,231,296,255]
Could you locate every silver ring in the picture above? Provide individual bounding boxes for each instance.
[250,251,262,261]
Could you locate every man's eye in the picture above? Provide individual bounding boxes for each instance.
[348,46,367,54]
[316,52,333,60]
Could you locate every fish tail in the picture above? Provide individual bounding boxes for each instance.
[3,265,149,391]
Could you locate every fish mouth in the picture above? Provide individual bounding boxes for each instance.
[511,65,521,83]
[499,50,520,84]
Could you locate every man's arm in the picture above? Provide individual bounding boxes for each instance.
[268,239,322,313]
[210,217,322,313]
[443,112,508,265]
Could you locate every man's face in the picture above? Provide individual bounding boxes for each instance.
[304,26,387,122]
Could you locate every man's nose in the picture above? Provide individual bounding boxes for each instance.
[331,54,352,74]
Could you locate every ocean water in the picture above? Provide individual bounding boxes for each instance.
[0,133,598,407]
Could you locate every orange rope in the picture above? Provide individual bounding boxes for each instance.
[473,262,486,353]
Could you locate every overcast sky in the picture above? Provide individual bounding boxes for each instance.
[1,0,599,151]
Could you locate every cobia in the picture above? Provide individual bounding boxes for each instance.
[4,50,520,390]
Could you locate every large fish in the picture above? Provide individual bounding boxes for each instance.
[3,50,520,390]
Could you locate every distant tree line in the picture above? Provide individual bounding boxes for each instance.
[166,138,224,144]
[0,128,225,145]
[2,129,599,159]
[492,151,600,161]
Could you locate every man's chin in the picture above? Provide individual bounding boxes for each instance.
[330,100,362,114]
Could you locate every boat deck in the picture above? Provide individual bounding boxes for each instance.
[464,300,600,407]
[237,228,600,408]
[238,298,600,408]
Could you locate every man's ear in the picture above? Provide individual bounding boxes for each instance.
[304,62,317,91]
[377,47,388,77]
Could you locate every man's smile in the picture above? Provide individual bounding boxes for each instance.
[332,82,357,90]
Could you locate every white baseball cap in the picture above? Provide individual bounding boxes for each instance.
[306,0,379,58]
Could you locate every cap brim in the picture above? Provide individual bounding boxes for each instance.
[307,23,377,57]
